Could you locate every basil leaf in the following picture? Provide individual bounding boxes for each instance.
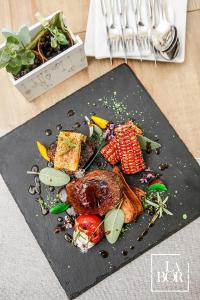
[138,135,161,150]
[104,208,125,244]
[39,167,70,186]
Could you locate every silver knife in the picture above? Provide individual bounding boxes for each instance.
[100,0,113,65]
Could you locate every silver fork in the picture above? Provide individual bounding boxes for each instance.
[109,0,121,53]
[117,0,128,63]
[100,0,113,65]
[136,0,151,56]
[123,0,135,52]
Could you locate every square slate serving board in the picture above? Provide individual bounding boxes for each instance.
[0,64,199,299]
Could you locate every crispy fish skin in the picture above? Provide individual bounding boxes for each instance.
[54,131,86,171]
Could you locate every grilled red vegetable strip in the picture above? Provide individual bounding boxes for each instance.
[121,120,143,136]
[101,137,119,165]
[115,124,145,174]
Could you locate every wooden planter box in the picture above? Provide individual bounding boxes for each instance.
[0,11,88,101]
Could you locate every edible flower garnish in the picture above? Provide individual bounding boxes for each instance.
[139,171,156,184]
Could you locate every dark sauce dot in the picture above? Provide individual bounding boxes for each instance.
[56,124,62,131]
[49,186,55,192]
[28,185,36,195]
[142,229,149,236]
[122,250,128,256]
[67,109,75,117]
[99,250,108,258]
[64,233,73,243]
[47,161,54,167]
[74,122,81,128]
[45,129,52,136]
[57,217,63,222]
[155,148,161,155]
[31,165,39,173]
[130,246,135,250]
[159,163,169,171]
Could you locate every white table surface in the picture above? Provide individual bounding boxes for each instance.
[0,130,199,300]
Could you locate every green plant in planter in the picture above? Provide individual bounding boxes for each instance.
[35,13,69,48]
[0,27,35,76]
[49,26,69,48]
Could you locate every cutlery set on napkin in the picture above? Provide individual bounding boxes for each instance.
[85,0,188,64]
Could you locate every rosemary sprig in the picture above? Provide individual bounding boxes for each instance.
[145,192,173,219]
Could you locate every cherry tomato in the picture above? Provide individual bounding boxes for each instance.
[74,215,104,244]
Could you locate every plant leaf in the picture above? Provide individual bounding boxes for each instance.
[0,49,10,68]
[104,208,125,244]
[1,28,18,39]
[6,63,21,75]
[50,36,58,48]
[17,26,31,46]
[20,49,35,65]
[39,167,70,186]
[138,135,161,150]
[6,36,21,51]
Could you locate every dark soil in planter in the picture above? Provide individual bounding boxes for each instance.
[14,56,43,80]
[15,33,72,80]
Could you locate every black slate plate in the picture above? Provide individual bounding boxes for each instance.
[0,64,200,299]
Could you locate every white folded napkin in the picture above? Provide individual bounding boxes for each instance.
[85,0,188,63]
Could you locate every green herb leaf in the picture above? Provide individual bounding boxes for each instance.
[0,49,10,68]
[6,63,21,75]
[50,202,71,214]
[104,208,125,244]
[20,49,35,65]
[17,26,31,46]
[38,167,70,186]
[50,36,58,48]
[63,140,77,149]
[6,36,21,51]
[50,26,68,46]
[138,135,161,150]
[1,28,18,39]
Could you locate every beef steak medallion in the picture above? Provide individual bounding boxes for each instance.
[66,170,123,215]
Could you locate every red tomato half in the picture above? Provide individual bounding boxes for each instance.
[74,215,104,244]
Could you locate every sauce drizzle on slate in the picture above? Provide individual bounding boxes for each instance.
[159,163,169,171]
[67,109,75,117]
[45,129,52,136]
